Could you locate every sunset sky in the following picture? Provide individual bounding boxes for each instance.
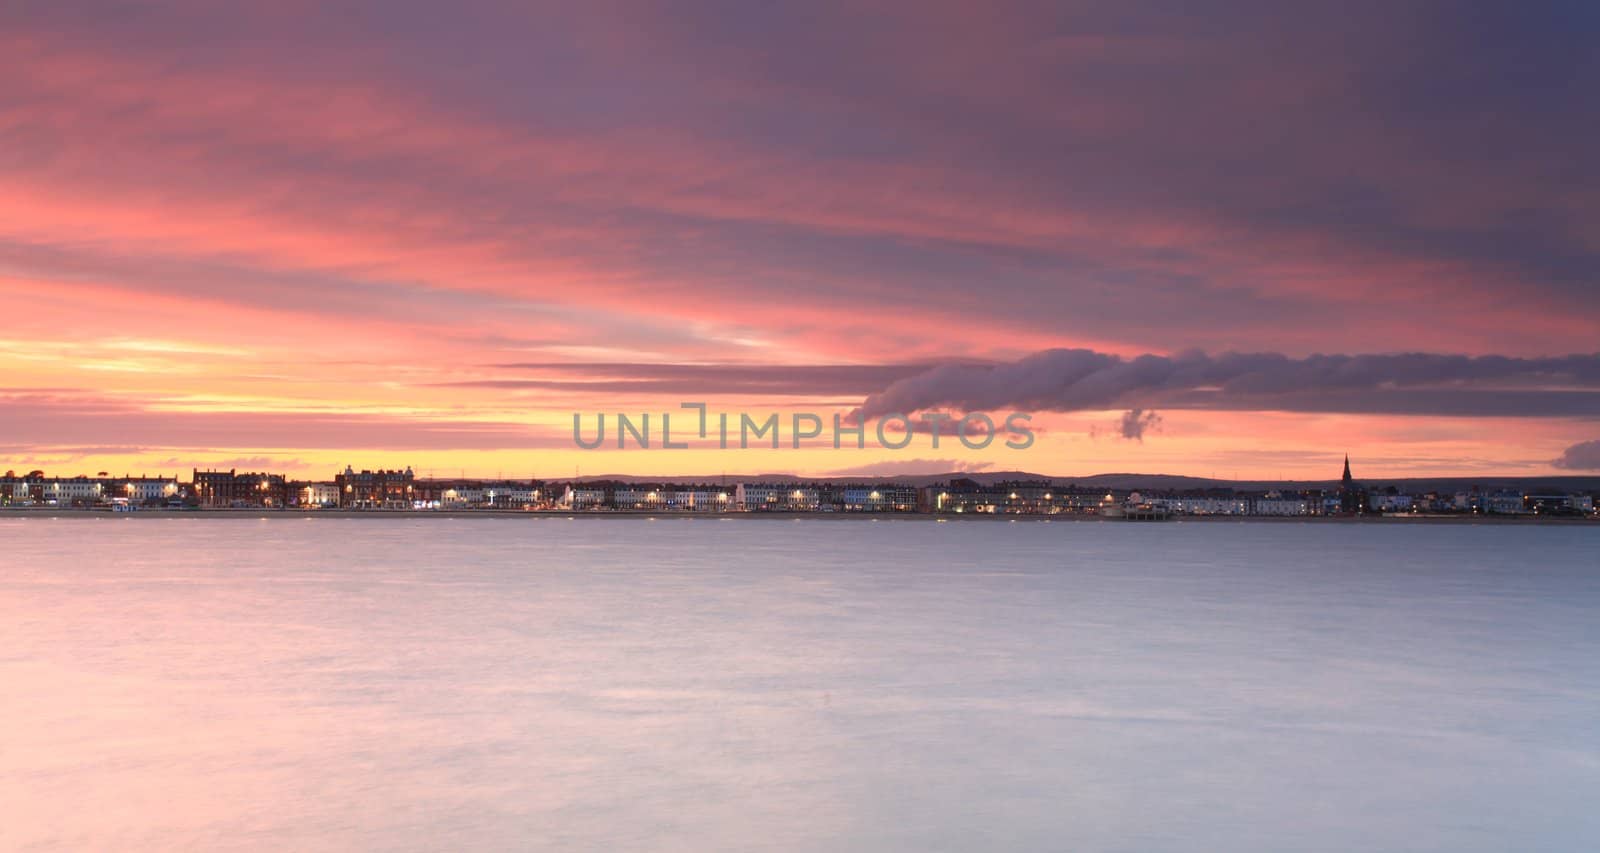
[3,1,1597,480]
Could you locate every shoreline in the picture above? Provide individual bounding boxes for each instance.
[1,507,1593,525]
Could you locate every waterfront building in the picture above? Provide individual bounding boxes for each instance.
[667,487,734,511]
[1371,494,1414,513]
[290,482,340,508]
[419,481,482,508]
[1412,492,1452,513]
[112,476,182,505]
[736,483,819,511]
[1162,495,1252,516]
[335,466,416,508]
[1484,491,1529,515]
[612,486,663,510]
[40,476,106,506]
[608,485,730,511]
[838,485,918,512]
[0,472,43,505]
[1254,495,1314,516]
[991,480,1054,514]
[924,479,1009,514]
[194,469,288,507]
[422,480,544,509]
[1039,488,1104,514]
[561,484,609,509]
[495,485,541,507]
[992,480,1072,514]
[1523,494,1595,514]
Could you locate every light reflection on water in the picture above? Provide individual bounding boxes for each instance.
[1,517,1597,851]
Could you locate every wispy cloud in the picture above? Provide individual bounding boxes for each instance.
[825,459,995,478]
[0,391,568,452]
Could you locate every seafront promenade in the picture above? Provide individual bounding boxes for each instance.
[3,506,1593,524]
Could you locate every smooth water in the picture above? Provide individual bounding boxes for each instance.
[2,516,1597,852]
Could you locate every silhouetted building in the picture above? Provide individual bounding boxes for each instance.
[1338,455,1367,514]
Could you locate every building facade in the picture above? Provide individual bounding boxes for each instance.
[193,469,288,507]
[335,466,416,508]
[114,476,182,505]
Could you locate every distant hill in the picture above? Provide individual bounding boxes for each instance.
[562,471,1600,492]
[1228,476,1600,494]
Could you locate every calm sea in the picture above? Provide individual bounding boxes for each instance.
[2,516,1597,851]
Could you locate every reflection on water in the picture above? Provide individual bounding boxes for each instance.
[2,517,1597,851]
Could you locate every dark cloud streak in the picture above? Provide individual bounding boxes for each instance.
[856,349,1600,419]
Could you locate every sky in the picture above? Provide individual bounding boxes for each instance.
[1,1,1597,481]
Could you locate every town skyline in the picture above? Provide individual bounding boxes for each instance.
[5,463,1593,517]
[8,454,1600,488]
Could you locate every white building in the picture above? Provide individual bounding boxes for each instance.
[1253,497,1313,516]
[296,482,340,507]
[1371,494,1414,512]
[114,477,181,504]
[41,477,105,505]
[1162,496,1252,516]
[437,486,480,507]
[612,488,659,510]
[437,485,538,508]
[735,484,818,511]
[668,489,733,511]
[611,488,731,511]
[475,486,536,507]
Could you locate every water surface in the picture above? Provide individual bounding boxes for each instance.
[2,516,1597,851]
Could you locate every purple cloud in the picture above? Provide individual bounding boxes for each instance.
[856,350,1600,419]
[1552,440,1600,470]
[1118,409,1162,442]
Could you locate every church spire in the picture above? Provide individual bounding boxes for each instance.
[1339,454,1363,514]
